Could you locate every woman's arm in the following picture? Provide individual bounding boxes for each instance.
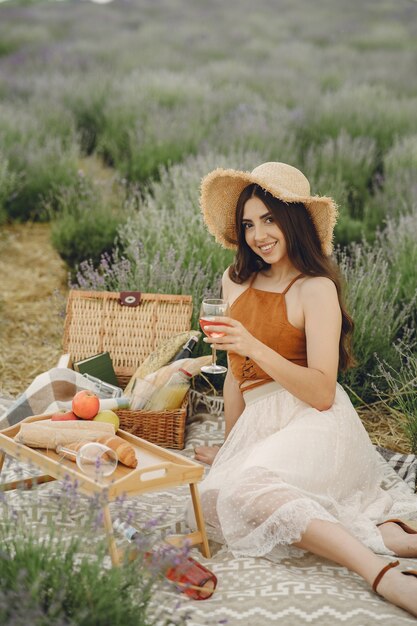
[206,277,341,411]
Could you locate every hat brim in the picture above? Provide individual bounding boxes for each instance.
[200,168,338,256]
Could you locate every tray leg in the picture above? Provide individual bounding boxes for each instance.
[102,503,120,567]
[189,482,211,559]
[0,450,5,475]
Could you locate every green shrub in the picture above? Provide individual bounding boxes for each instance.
[0,155,19,225]
[50,175,124,269]
[62,75,113,155]
[8,141,80,222]
[378,213,417,308]
[0,103,80,221]
[209,95,300,165]
[351,21,412,52]
[0,35,21,58]
[364,135,417,229]
[97,72,215,182]
[0,21,51,59]
[0,101,76,159]
[338,238,415,401]
[303,132,377,245]
[297,84,417,155]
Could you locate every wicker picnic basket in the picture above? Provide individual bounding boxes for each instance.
[62,290,194,449]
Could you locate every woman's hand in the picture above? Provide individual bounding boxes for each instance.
[203,316,261,358]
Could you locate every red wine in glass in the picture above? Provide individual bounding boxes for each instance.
[199,316,229,339]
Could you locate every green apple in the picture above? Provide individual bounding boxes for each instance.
[93,409,120,431]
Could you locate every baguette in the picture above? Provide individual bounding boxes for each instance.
[15,423,113,449]
[62,435,137,468]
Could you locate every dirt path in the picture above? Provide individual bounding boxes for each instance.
[0,223,68,397]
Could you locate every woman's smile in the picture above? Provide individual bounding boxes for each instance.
[257,241,277,254]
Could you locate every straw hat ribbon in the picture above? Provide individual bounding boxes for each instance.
[200,162,338,256]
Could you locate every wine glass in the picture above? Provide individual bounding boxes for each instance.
[57,442,118,479]
[199,298,230,375]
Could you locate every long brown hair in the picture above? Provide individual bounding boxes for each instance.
[229,184,355,371]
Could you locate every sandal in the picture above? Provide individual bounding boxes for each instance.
[377,519,417,535]
[373,560,417,594]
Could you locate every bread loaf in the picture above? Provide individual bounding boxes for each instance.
[97,435,137,468]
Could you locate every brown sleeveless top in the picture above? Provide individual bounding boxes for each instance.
[229,273,308,392]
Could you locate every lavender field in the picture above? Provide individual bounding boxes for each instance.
[0,0,416,429]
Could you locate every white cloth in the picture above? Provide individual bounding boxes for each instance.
[190,381,417,561]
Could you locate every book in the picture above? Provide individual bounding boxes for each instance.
[73,351,119,387]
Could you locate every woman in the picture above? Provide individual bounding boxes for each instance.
[192,162,417,616]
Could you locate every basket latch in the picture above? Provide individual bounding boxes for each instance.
[120,291,142,307]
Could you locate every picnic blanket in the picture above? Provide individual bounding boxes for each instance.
[1,379,417,625]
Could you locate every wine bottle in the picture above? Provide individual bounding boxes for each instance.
[113,518,217,600]
[113,518,140,542]
[170,335,199,362]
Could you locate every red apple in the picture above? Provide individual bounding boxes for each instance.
[72,390,100,420]
[51,409,78,422]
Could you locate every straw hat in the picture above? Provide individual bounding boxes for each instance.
[200,162,338,256]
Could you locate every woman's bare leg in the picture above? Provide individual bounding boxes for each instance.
[295,519,417,617]
[194,445,221,465]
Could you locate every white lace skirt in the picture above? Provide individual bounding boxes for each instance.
[190,382,417,560]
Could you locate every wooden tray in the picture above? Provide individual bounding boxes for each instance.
[0,414,210,563]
